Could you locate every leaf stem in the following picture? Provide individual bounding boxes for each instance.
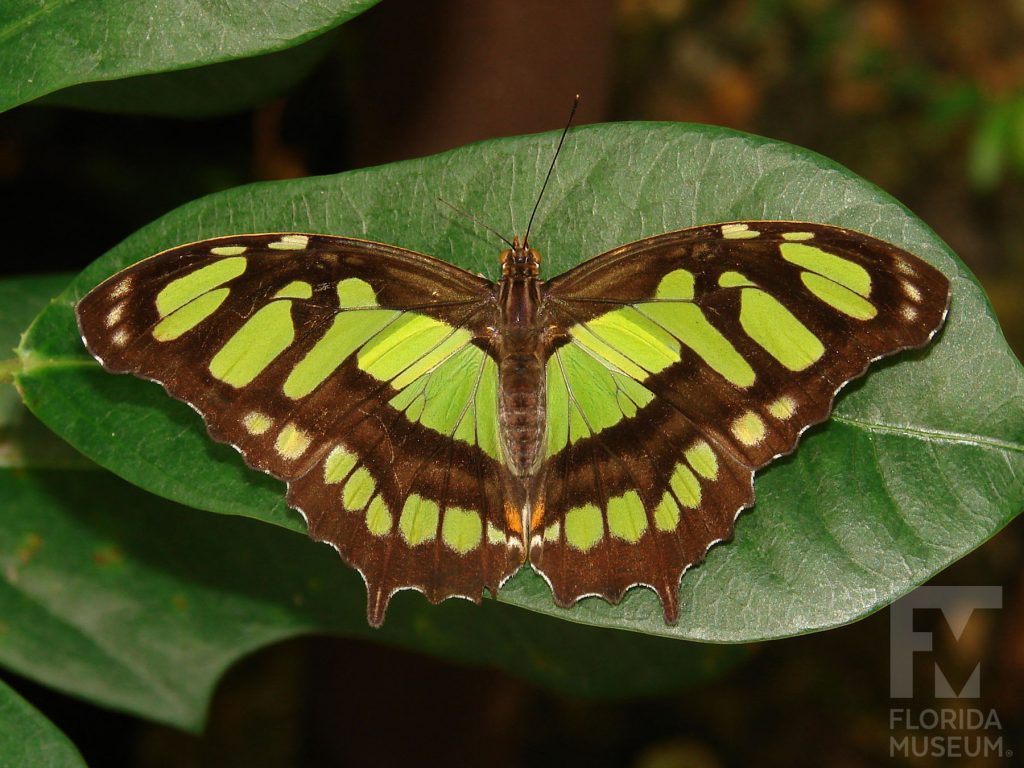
[0,358,19,385]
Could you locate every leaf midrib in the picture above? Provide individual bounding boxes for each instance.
[832,414,1024,455]
[0,0,73,47]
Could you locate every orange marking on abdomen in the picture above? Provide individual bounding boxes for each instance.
[504,502,523,535]
[530,499,546,532]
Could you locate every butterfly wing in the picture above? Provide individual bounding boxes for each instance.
[76,233,522,625]
[532,222,950,620]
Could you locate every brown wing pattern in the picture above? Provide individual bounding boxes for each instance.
[531,221,950,621]
[76,222,951,627]
[77,233,522,625]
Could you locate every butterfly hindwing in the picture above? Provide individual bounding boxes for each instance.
[531,222,950,618]
[76,233,523,624]
[531,387,752,619]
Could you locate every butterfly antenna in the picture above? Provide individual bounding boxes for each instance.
[524,93,580,248]
[438,197,514,248]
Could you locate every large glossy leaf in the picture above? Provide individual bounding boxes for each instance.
[15,122,1024,642]
[39,31,337,118]
[0,0,379,114]
[0,275,91,471]
[0,678,86,768]
[0,275,746,729]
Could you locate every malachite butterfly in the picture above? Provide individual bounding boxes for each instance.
[75,144,950,628]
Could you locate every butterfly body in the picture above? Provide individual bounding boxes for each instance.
[76,222,950,626]
[494,239,549,482]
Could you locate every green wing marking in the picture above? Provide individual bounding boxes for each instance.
[531,222,950,620]
[76,234,522,626]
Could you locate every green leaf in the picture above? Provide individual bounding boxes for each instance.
[1,273,745,728]
[0,677,86,768]
[0,274,71,352]
[1,275,91,470]
[39,31,337,118]
[0,0,379,114]
[16,122,1024,643]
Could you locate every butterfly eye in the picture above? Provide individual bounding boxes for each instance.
[530,248,542,265]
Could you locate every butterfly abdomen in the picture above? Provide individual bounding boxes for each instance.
[496,275,547,479]
[498,351,547,478]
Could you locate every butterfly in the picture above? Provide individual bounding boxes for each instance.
[75,207,950,626]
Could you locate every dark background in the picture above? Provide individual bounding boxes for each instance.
[2,1,1022,765]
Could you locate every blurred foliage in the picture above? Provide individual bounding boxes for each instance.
[970,93,1024,191]
[616,0,1024,184]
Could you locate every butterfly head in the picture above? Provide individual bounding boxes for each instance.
[501,235,541,279]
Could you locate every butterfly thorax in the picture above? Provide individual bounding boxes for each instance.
[495,241,547,480]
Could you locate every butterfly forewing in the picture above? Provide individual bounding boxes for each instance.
[531,222,950,619]
[76,233,523,625]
